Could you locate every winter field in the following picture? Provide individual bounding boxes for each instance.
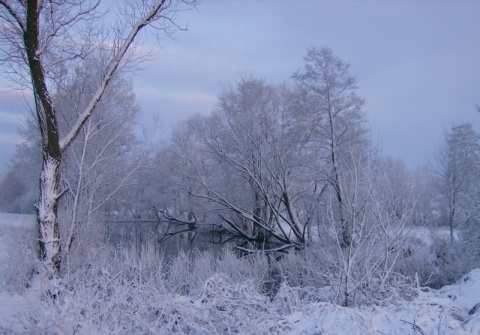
[0,212,479,334]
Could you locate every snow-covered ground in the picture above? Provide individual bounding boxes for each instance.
[280,272,480,334]
[1,212,479,334]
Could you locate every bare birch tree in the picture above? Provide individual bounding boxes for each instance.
[0,0,197,276]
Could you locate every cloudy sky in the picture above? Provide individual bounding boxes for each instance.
[1,0,479,175]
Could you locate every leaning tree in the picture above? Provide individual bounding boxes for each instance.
[0,0,197,277]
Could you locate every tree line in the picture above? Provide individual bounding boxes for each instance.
[1,45,479,304]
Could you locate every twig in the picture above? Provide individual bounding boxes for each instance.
[400,319,426,335]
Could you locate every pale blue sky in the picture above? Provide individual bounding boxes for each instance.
[1,0,479,175]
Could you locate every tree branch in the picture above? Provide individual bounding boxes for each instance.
[0,1,25,32]
[59,0,167,151]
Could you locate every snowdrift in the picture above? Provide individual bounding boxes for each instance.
[279,270,480,334]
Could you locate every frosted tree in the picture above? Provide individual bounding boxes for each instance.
[54,57,142,262]
[169,78,316,250]
[0,0,198,277]
[0,111,43,214]
[376,157,416,222]
[0,170,28,213]
[433,123,480,243]
[293,46,368,248]
[290,47,415,306]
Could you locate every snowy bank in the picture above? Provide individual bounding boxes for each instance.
[278,270,480,334]
[1,212,480,334]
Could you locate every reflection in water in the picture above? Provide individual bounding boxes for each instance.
[105,219,237,258]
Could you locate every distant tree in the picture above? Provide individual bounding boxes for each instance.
[0,0,198,277]
[432,123,480,243]
[293,46,369,248]
[290,47,417,307]
[410,165,439,227]
[156,47,416,306]
[171,78,309,250]
[0,170,27,213]
[376,157,416,222]
[0,118,42,214]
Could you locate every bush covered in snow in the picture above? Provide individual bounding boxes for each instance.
[2,212,480,334]
[9,246,287,334]
[1,244,478,335]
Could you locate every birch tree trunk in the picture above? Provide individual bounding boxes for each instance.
[36,153,62,274]
[22,1,64,273]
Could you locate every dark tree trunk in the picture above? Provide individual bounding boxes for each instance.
[24,1,63,276]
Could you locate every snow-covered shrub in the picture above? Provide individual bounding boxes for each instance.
[164,250,198,295]
[187,273,283,334]
[394,237,435,288]
[276,245,328,289]
[259,237,418,308]
[59,209,110,274]
[215,249,269,293]
[24,256,167,334]
[165,248,270,297]
[426,231,480,290]
[272,282,331,314]
[19,244,288,335]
